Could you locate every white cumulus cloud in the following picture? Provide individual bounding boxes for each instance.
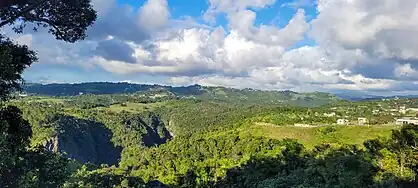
[7,0,418,94]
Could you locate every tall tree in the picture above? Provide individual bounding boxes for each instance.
[0,0,96,99]
[0,35,36,101]
[0,0,97,42]
[0,106,32,187]
[0,0,97,187]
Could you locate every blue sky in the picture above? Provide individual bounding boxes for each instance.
[9,0,418,94]
[23,0,317,82]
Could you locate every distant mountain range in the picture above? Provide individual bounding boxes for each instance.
[24,82,418,104]
[23,82,340,107]
[332,91,418,101]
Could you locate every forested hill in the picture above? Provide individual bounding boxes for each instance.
[23,82,340,107]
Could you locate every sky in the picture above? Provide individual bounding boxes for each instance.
[4,0,418,95]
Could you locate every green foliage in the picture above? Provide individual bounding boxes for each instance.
[23,83,340,107]
[88,125,418,187]
[74,109,171,148]
[19,146,71,188]
[215,145,377,188]
[0,0,97,186]
[0,0,97,42]
[151,100,272,135]
[64,166,147,188]
[6,90,418,188]
[251,106,337,126]
[0,35,37,101]
[8,101,62,146]
[248,123,397,149]
[0,106,71,187]
[119,132,298,186]
[318,126,337,135]
[365,124,418,182]
[6,95,418,187]
[0,106,33,187]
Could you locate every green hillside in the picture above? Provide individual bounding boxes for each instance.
[23,83,340,107]
[245,123,399,149]
[4,93,418,187]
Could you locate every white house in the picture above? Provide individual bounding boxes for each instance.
[358,118,368,126]
[395,117,418,125]
[337,119,347,125]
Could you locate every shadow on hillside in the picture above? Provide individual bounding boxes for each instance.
[176,143,417,188]
[125,114,172,147]
[46,116,122,165]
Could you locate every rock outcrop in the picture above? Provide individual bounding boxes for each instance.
[44,116,122,165]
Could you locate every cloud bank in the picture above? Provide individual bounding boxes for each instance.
[4,0,418,94]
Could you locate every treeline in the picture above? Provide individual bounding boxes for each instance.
[251,107,337,125]
[24,83,206,97]
[23,83,340,107]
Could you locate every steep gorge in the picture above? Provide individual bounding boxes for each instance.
[44,116,122,165]
[20,108,173,165]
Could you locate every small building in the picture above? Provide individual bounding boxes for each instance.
[294,124,313,127]
[358,118,368,126]
[337,119,347,125]
[395,117,418,125]
[323,112,336,117]
[396,119,407,125]
[408,108,418,112]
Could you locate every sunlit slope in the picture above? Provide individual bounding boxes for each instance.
[244,123,399,149]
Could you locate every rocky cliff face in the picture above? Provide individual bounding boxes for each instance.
[124,114,172,147]
[43,114,172,165]
[44,116,122,165]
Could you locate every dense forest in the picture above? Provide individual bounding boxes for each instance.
[1,92,416,187]
[23,82,340,107]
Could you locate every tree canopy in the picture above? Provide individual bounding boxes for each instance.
[0,35,36,101]
[0,0,97,42]
[0,0,96,100]
[0,0,97,187]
